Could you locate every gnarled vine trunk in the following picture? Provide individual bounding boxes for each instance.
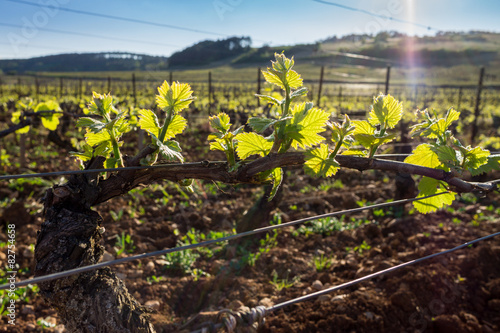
[34,168,156,332]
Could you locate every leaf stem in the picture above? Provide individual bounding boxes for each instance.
[158,107,174,144]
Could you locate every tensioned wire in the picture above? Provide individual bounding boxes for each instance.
[0,192,447,290]
[189,230,500,333]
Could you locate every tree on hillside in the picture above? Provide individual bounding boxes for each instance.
[168,36,252,67]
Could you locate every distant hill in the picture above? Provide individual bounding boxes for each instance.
[168,36,251,68]
[0,52,169,74]
[1,31,499,74]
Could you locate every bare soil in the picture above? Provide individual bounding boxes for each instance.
[1,131,500,333]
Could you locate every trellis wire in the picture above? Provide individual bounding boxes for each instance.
[0,154,411,181]
[189,230,500,333]
[0,192,446,290]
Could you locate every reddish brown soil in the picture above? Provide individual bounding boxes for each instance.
[1,134,500,333]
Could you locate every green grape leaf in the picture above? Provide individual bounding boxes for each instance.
[469,155,500,176]
[268,167,283,201]
[341,149,367,157]
[413,177,455,213]
[89,92,114,118]
[286,102,329,149]
[262,53,303,90]
[35,101,62,131]
[234,132,273,159]
[354,133,395,149]
[156,81,194,112]
[431,145,459,169]
[404,144,442,168]
[138,109,161,138]
[85,129,111,147]
[248,117,291,133]
[157,140,184,162]
[368,94,403,129]
[304,144,340,177]
[352,120,375,135]
[76,117,107,133]
[444,108,460,129]
[290,87,308,100]
[462,146,490,171]
[209,113,231,133]
[70,144,93,162]
[248,117,278,133]
[11,111,30,134]
[256,94,282,106]
[164,114,187,140]
[209,140,226,152]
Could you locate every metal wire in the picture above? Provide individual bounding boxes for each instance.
[189,230,500,332]
[269,230,500,311]
[0,192,447,290]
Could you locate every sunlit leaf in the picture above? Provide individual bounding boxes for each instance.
[304,144,339,177]
[209,113,231,132]
[368,94,403,129]
[413,177,455,213]
[156,81,194,112]
[235,132,273,159]
[269,167,283,201]
[286,102,329,149]
[35,101,62,131]
[404,144,441,168]
[138,109,161,138]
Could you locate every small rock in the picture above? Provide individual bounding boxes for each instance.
[101,251,115,262]
[365,311,374,320]
[54,324,66,333]
[0,252,6,260]
[331,294,348,302]
[312,280,323,291]
[26,323,36,330]
[22,246,34,258]
[144,300,161,310]
[22,304,35,315]
[317,295,330,302]
[116,272,127,280]
[229,300,245,310]
[127,270,143,279]
[145,261,155,273]
[259,297,274,308]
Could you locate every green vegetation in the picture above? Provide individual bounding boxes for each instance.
[114,232,136,256]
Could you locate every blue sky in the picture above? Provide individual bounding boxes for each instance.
[1,0,500,60]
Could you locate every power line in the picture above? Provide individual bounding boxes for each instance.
[0,22,180,48]
[0,192,447,290]
[6,0,231,38]
[311,0,435,31]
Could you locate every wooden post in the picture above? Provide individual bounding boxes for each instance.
[470,67,485,145]
[132,73,137,105]
[208,71,212,115]
[79,78,83,100]
[107,76,111,93]
[257,67,261,106]
[59,77,63,98]
[457,86,463,111]
[317,66,324,107]
[20,133,27,169]
[17,77,21,96]
[0,76,3,95]
[338,86,342,110]
[385,65,391,95]
[169,71,173,83]
[35,76,40,99]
